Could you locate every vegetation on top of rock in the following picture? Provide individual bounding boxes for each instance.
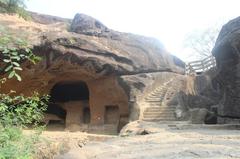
[0,26,41,83]
[0,0,30,20]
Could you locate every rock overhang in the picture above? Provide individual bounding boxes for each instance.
[1,12,185,77]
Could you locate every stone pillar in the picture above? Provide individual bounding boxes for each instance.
[62,101,83,127]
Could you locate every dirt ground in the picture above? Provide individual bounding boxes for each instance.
[27,121,240,159]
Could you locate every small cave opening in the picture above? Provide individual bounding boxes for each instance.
[83,107,90,124]
[104,105,120,124]
[46,81,90,129]
[204,106,218,125]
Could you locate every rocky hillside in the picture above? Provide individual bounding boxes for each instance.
[0,12,184,78]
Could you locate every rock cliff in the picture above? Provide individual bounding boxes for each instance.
[212,16,240,121]
[0,12,185,128]
[0,13,184,79]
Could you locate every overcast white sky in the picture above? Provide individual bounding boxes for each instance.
[26,0,240,62]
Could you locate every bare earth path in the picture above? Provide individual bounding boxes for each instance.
[52,123,240,159]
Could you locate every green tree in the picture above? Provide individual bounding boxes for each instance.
[0,0,30,20]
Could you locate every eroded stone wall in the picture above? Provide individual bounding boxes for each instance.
[88,76,129,125]
[1,60,129,132]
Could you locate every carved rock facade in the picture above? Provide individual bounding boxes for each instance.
[0,13,184,133]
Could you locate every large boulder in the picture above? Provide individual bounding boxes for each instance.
[212,16,240,119]
[70,13,109,36]
[172,68,221,123]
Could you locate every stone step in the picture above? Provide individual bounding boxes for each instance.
[145,106,176,110]
[143,118,176,122]
[143,109,174,114]
[149,89,167,95]
[152,91,167,95]
[143,112,175,115]
[143,114,175,118]
[148,94,165,96]
[145,99,163,102]
[146,96,164,99]
[143,116,176,119]
[144,110,175,113]
[143,111,175,115]
[145,100,164,103]
[148,104,161,106]
[141,79,176,123]
[144,108,176,112]
[148,92,166,97]
[145,106,175,108]
[150,92,166,95]
[153,89,167,92]
[144,111,175,114]
[146,103,163,106]
[146,95,165,98]
[144,107,176,111]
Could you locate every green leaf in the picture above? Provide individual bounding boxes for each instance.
[11,51,18,56]
[8,71,15,79]
[10,56,20,61]
[12,62,20,67]
[14,67,23,71]
[9,47,16,51]
[3,59,11,63]
[15,73,22,81]
[4,65,13,72]
[19,54,25,57]
[25,48,30,53]
[2,48,9,54]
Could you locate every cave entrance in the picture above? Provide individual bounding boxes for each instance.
[47,81,90,129]
[50,81,89,102]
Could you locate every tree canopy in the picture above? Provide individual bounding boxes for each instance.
[0,0,30,20]
[183,24,222,60]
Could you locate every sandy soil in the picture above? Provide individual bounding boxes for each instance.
[24,128,116,159]
[45,122,240,159]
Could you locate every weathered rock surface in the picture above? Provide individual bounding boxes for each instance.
[212,16,240,119]
[170,68,221,123]
[0,13,184,78]
[119,72,186,121]
[56,121,240,159]
[0,13,185,131]
[70,13,109,36]
[30,11,71,24]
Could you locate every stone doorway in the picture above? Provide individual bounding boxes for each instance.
[83,107,90,124]
[104,105,120,124]
[47,81,90,129]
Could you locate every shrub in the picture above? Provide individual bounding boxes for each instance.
[0,126,41,159]
[0,26,41,83]
[0,92,49,127]
[0,26,48,159]
[0,92,48,159]
[0,0,31,20]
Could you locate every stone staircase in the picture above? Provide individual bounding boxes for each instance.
[143,79,177,122]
